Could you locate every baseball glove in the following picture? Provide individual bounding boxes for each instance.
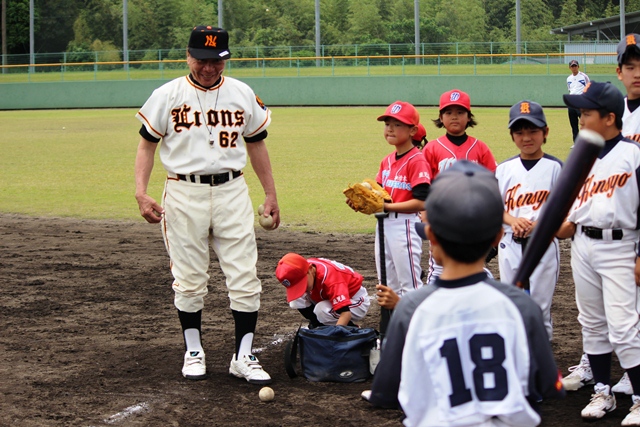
[343,179,392,215]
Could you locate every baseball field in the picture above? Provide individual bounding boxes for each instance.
[0,107,624,426]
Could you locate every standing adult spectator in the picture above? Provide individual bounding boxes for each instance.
[134,25,279,384]
[566,60,590,142]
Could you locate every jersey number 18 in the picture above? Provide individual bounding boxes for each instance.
[439,333,508,407]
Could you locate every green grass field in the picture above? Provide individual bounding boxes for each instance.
[0,61,618,83]
[0,106,575,233]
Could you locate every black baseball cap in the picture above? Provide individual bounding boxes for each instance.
[563,81,624,119]
[188,26,231,60]
[569,60,579,67]
[415,160,503,244]
[617,34,640,64]
[508,100,547,128]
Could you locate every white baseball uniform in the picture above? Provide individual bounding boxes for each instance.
[567,135,640,369]
[376,147,431,297]
[567,72,590,95]
[496,154,562,340]
[398,274,562,426]
[622,97,640,142]
[136,75,271,313]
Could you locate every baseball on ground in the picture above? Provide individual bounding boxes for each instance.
[259,386,274,402]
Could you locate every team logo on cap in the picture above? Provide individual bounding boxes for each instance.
[391,104,402,114]
[628,34,637,46]
[520,102,530,114]
[281,279,291,288]
[205,35,217,47]
[450,92,461,101]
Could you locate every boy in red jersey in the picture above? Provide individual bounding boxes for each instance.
[276,253,370,327]
[423,89,497,282]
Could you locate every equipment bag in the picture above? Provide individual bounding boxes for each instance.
[284,325,377,383]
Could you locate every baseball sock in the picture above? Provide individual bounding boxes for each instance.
[587,352,612,387]
[232,310,258,360]
[178,310,202,352]
[626,365,640,396]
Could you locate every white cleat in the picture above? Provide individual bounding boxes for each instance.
[562,353,594,391]
[182,350,207,380]
[622,395,640,426]
[229,354,272,385]
[581,383,616,420]
[613,372,634,395]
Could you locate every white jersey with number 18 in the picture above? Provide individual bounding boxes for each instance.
[399,278,552,426]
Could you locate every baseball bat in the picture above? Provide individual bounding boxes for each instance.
[375,212,392,337]
[512,129,605,291]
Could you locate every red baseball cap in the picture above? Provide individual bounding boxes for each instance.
[439,89,471,111]
[413,123,427,142]
[276,253,310,302]
[377,101,420,126]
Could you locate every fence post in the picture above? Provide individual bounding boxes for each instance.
[438,54,440,75]
[297,58,300,76]
[389,44,391,66]
[256,47,259,68]
[367,56,370,76]
[474,54,476,75]
[490,42,493,65]
[510,54,513,75]
[262,58,266,77]
[402,55,405,75]
[94,52,98,80]
[547,53,550,75]
[456,42,459,65]
[355,44,358,67]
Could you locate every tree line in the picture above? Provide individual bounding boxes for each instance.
[3,0,640,56]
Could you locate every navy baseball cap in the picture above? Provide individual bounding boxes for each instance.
[563,81,624,119]
[188,26,231,60]
[415,160,503,244]
[569,60,579,67]
[508,100,547,128]
[617,34,640,64]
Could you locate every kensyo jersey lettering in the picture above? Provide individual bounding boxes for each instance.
[496,154,563,234]
[136,75,270,175]
[568,138,640,229]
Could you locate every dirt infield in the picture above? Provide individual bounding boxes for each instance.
[0,213,630,426]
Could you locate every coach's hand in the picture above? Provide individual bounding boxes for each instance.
[136,193,164,224]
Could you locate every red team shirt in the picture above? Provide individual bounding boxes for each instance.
[376,146,432,204]
[423,135,497,178]
[307,258,365,312]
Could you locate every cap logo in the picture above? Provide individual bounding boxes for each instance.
[450,92,461,101]
[205,35,217,47]
[628,34,637,46]
[520,102,530,114]
[390,104,402,114]
[282,279,291,288]
[583,82,591,93]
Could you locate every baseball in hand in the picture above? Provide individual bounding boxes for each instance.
[258,204,274,230]
[259,386,275,402]
[361,182,373,190]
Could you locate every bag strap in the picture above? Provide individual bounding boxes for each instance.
[284,326,301,379]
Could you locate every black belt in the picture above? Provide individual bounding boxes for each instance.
[513,236,529,252]
[177,170,242,186]
[582,226,623,240]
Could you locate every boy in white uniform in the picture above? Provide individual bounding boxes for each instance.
[496,100,562,340]
[560,81,640,424]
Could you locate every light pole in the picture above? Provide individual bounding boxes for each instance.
[123,0,129,71]
[315,0,320,67]
[414,0,420,65]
